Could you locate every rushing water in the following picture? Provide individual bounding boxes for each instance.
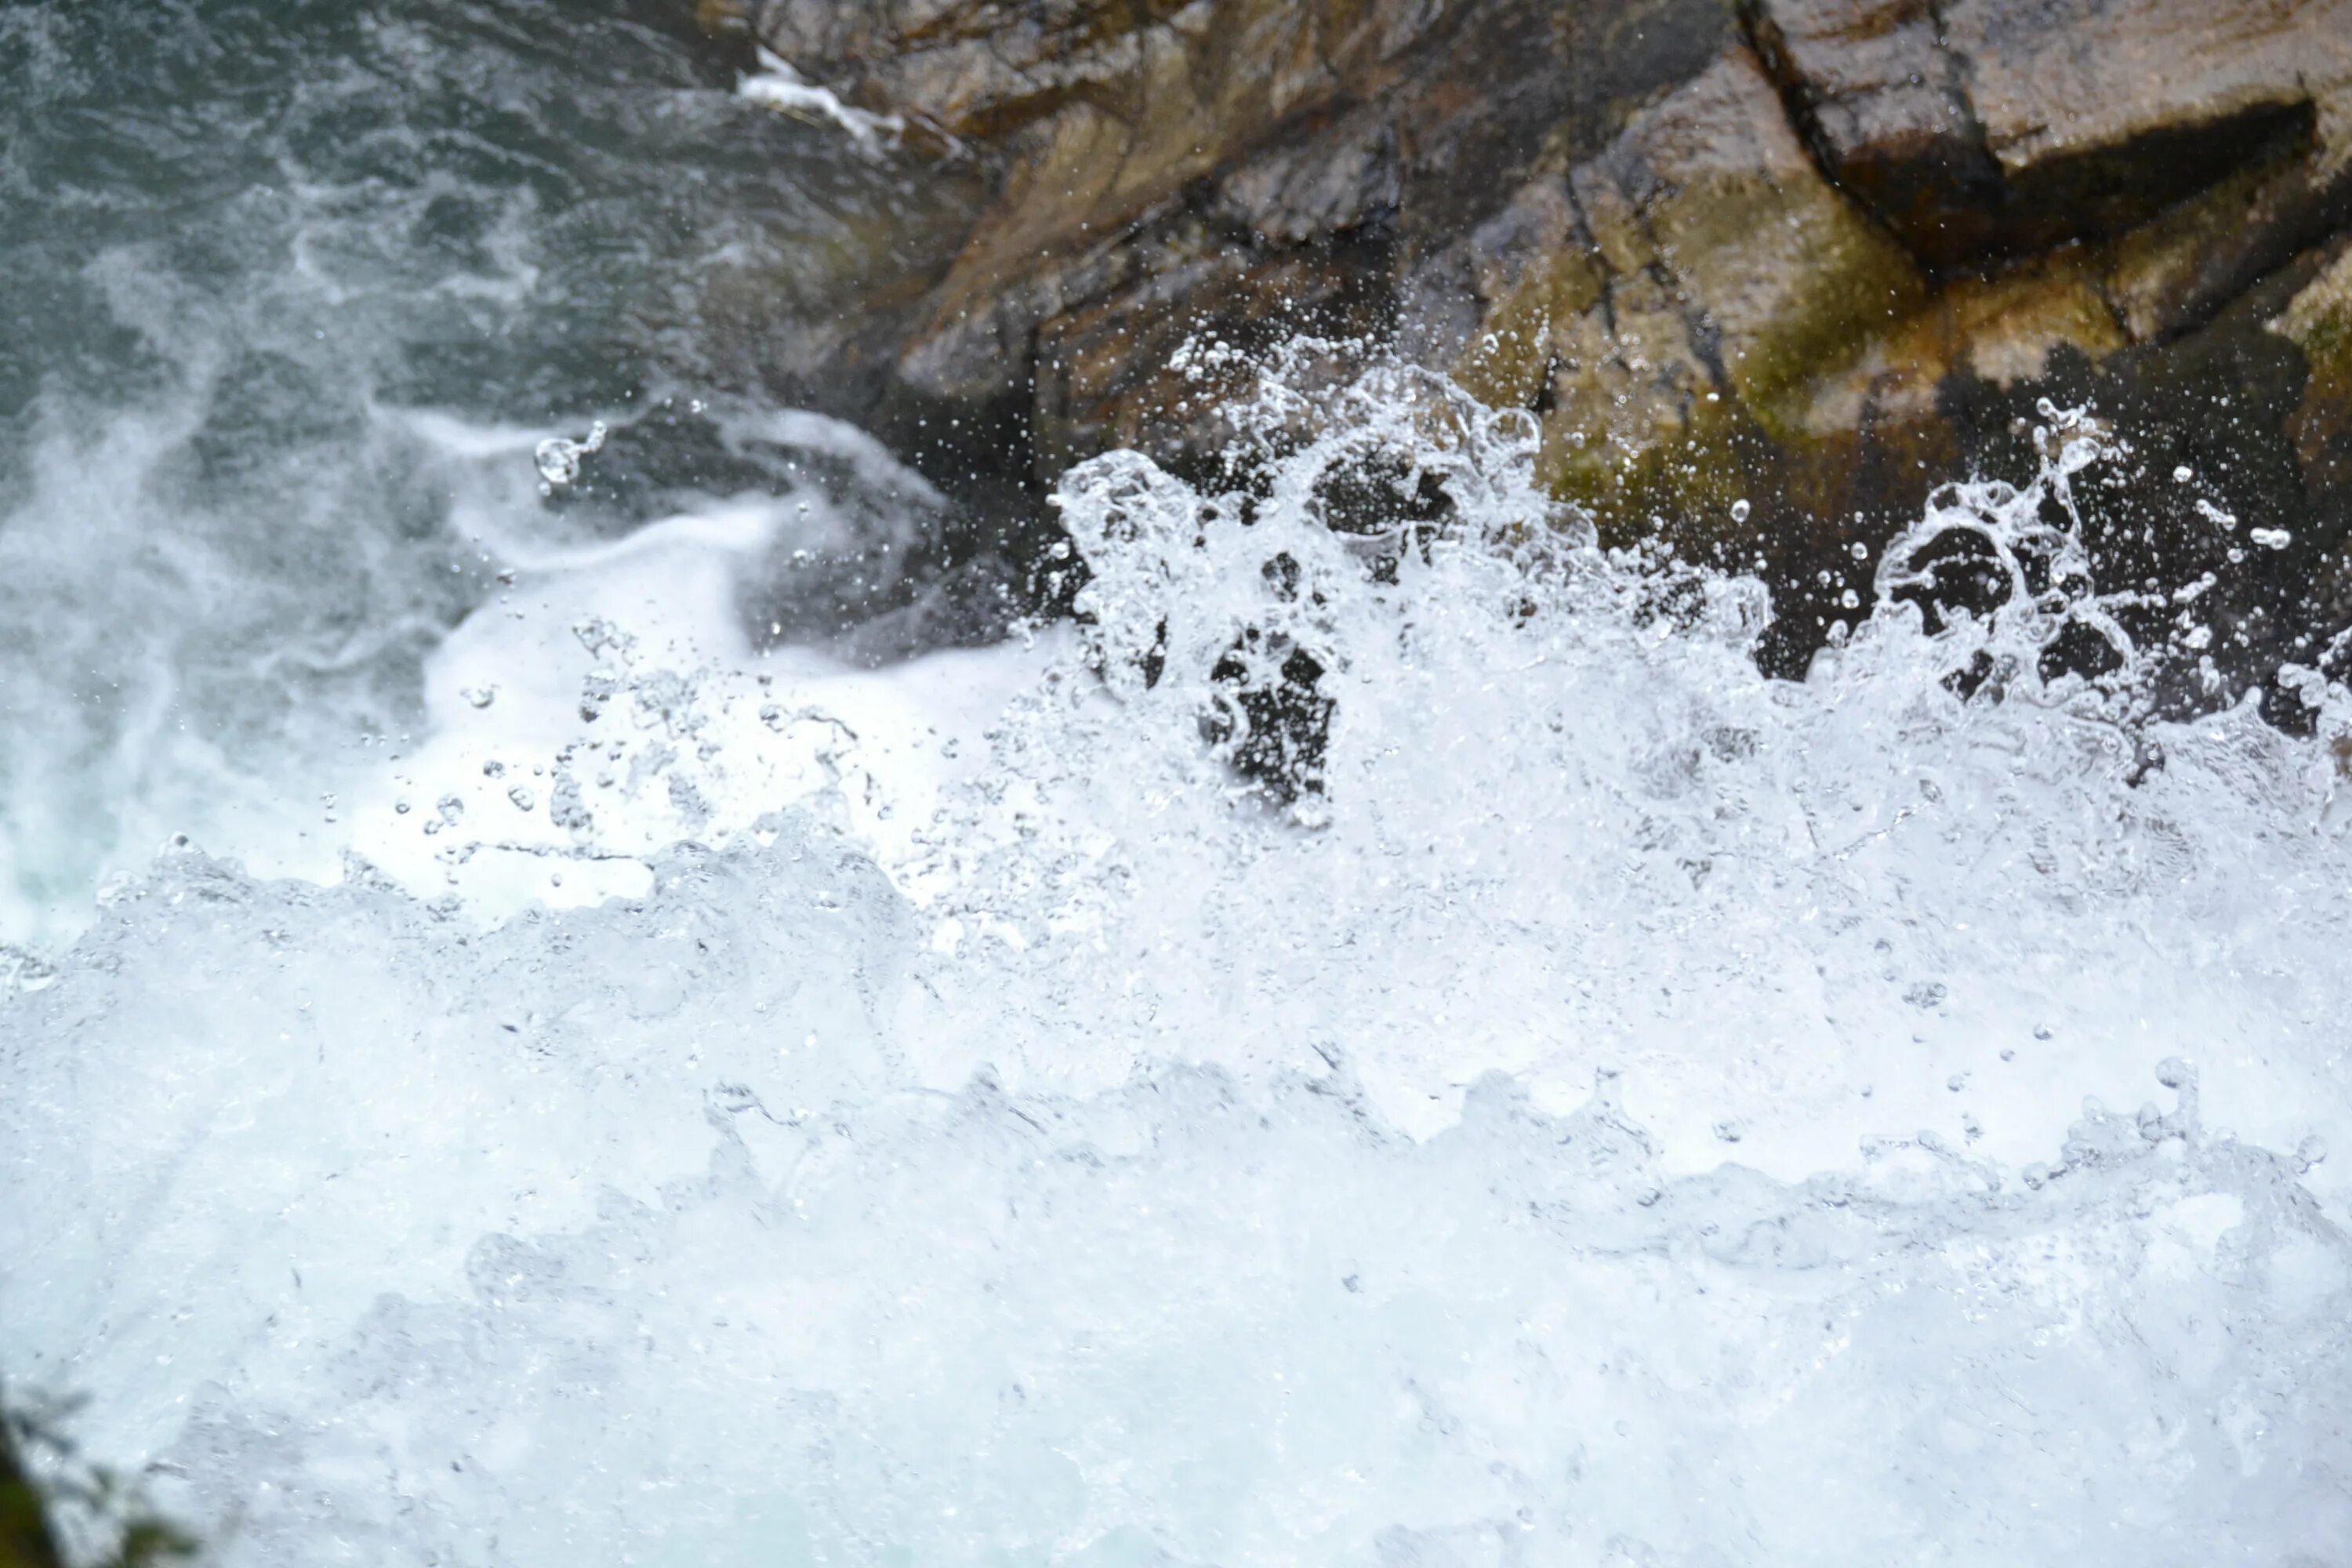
[7,5,2352,1566]
[0,0,998,954]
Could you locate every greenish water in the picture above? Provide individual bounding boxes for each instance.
[0,0,983,946]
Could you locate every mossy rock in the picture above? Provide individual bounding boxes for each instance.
[2272,245,2352,492]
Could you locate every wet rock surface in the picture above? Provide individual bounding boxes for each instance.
[735,0,2352,687]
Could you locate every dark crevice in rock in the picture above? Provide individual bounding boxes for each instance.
[1739,0,1879,212]
[1997,100,2318,257]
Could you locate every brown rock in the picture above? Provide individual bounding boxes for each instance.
[1745,0,2006,263]
[743,0,2352,681]
[1945,0,2352,179]
[1749,0,2352,263]
[2108,143,2352,343]
[2271,242,2352,493]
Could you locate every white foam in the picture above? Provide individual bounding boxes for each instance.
[328,405,1047,920]
[7,365,2352,1565]
[739,49,905,149]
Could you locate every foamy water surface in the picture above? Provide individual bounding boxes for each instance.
[8,353,2352,1565]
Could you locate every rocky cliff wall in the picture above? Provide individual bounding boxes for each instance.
[720,0,2352,686]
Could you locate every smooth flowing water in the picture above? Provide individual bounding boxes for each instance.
[5,5,2352,1566]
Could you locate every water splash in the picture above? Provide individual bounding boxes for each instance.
[6,355,2352,1563]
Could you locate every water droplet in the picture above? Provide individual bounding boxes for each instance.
[534,420,608,488]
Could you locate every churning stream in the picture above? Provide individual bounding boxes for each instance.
[5,3,2352,1565]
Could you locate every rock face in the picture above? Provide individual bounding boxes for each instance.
[739,0,2352,682]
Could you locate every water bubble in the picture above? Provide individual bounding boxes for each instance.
[1849,541,1868,561]
[2249,526,2292,551]
[2172,465,2194,483]
[534,420,609,489]
[508,786,537,812]
[461,684,498,710]
[2297,1135,2329,1171]
[1730,499,1752,524]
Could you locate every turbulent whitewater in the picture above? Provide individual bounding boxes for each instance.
[8,4,2352,1566]
[7,350,2352,1564]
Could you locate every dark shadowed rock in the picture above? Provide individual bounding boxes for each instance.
[1748,0,2352,265]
